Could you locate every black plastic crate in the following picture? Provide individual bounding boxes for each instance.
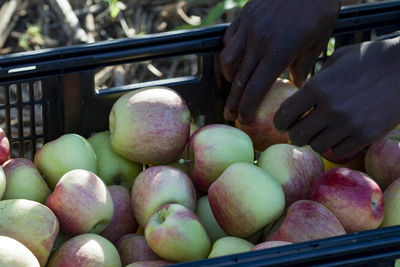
[1,1,400,266]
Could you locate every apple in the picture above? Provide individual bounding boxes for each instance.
[2,158,51,204]
[109,86,190,165]
[380,178,400,227]
[310,167,384,233]
[0,235,40,267]
[101,185,138,244]
[145,203,211,262]
[188,124,254,192]
[250,240,292,251]
[235,78,298,151]
[47,233,121,267]
[209,162,285,238]
[0,199,59,266]
[0,166,5,200]
[257,144,324,206]
[126,261,173,267]
[0,128,10,165]
[365,128,400,190]
[321,148,361,165]
[34,133,97,189]
[131,165,196,228]
[88,131,143,190]
[115,234,161,266]
[268,200,346,243]
[195,195,227,244]
[208,236,254,258]
[46,169,114,235]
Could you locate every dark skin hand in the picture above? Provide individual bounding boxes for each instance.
[274,37,400,157]
[220,0,341,124]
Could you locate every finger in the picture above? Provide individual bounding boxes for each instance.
[289,37,331,88]
[223,47,260,121]
[223,18,240,45]
[322,45,355,70]
[274,88,316,133]
[287,107,328,147]
[236,43,304,124]
[309,126,351,154]
[219,28,247,82]
[331,135,371,158]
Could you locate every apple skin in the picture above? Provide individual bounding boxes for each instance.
[34,133,97,189]
[0,128,10,165]
[47,233,121,267]
[126,261,173,267]
[2,158,51,204]
[100,185,138,244]
[0,235,40,267]
[235,78,298,151]
[364,128,400,190]
[0,199,59,267]
[115,234,161,266]
[0,165,5,200]
[144,203,211,262]
[88,131,143,190]
[321,148,361,165]
[309,167,384,233]
[46,169,114,236]
[188,124,254,192]
[195,195,227,244]
[208,236,254,258]
[209,162,285,238]
[257,144,324,207]
[109,86,190,165]
[268,200,346,243]
[131,166,196,228]
[380,178,400,227]
[250,241,292,251]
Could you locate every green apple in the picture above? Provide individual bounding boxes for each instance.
[188,124,254,192]
[34,133,97,189]
[0,235,40,267]
[131,166,196,228]
[209,162,285,238]
[2,158,51,204]
[0,199,59,266]
[88,131,143,190]
[47,233,121,267]
[109,86,191,165]
[46,169,114,235]
[0,166,5,200]
[145,203,211,262]
[208,236,254,258]
[195,195,227,243]
[257,144,324,207]
[381,178,400,227]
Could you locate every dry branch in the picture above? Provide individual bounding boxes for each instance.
[0,0,20,48]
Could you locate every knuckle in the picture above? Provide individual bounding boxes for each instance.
[233,73,248,90]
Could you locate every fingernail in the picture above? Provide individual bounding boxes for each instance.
[224,107,235,121]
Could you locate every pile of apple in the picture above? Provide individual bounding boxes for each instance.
[1,79,400,267]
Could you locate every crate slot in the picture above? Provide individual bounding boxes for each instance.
[94,54,198,91]
[33,81,42,100]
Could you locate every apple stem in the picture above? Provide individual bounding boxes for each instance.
[178,158,193,165]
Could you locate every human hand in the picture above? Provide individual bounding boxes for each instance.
[274,36,400,157]
[219,0,341,124]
